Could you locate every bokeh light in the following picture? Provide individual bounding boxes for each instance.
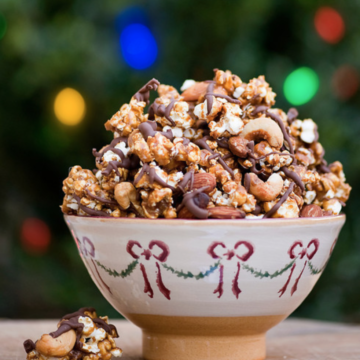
[120,23,158,70]
[332,65,359,100]
[54,88,86,126]
[21,218,51,254]
[314,7,345,44]
[284,67,319,106]
[0,13,7,40]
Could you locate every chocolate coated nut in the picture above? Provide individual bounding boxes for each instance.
[229,136,249,158]
[192,173,216,194]
[300,204,323,218]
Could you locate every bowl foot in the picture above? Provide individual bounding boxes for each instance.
[142,331,266,360]
[126,314,286,360]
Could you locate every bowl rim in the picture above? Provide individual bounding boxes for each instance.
[64,213,346,227]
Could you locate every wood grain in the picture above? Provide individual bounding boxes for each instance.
[0,319,359,360]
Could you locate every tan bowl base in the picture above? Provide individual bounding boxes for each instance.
[127,314,287,360]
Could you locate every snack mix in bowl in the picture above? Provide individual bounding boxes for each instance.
[61,69,351,219]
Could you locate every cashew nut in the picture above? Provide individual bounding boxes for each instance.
[240,117,283,149]
[248,173,283,202]
[114,182,137,209]
[36,330,76,357]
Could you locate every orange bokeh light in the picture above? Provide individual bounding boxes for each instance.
[314,7,345,44]
[21,218,51,254]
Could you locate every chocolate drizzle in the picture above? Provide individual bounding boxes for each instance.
[244,173,251,192]
[133,163,176,191]
[246,141,264,175]
[194,137,235,178]
[287,108,298,123]
[133,79,160,104]
[177,187,210,219]
[263,183,295,218]
[266,111,295,155]
[23,339,36,354]
[139,121,174,141]
[149,98,176,126]
[205,81,241,114]
[250,105,269,117]
[85,189,119,206]
[216,137,230,149]
[93,137,139,176]
[73,195,112,217]
[280,167,305,192]
[177,169,195,193]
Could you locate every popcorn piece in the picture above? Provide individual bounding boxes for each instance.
[194,97,223,121]
[209,103,244,138]
[105,98,146,136]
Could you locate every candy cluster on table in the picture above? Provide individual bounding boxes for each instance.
[24,307,122,360]
[61,69,351,219]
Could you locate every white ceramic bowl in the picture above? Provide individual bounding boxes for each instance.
[65,215,345,360]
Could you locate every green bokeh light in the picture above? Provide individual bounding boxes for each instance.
[284,67,319,105]
[0,14,7,40]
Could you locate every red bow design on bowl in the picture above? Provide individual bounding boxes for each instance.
[207,241,254,299]
[127,240,171,300]
[77,236,112,295]
[278,239,319,297]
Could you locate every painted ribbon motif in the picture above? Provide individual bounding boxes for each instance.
[207,241,254,299]
[126,240,171,300]
[278,239,319,297]
[76,236,112,294]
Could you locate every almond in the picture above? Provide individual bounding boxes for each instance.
[229,136,249,158]
[181,82,209,102]
[300,204,323,218]
[181,82,227,102]
[208,206,245,219]
[192,173,216,194]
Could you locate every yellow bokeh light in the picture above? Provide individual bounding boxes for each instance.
[54,88,86,126]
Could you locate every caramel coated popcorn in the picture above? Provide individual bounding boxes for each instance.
[24,308,122,360]
[61,70,351,219]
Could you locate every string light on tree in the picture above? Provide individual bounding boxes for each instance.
[284,67,319,106]
[332,65,359,100]
[54,88,86,126]
[120,23,158,70]
[21,218,51,254]
[314,7,345,44]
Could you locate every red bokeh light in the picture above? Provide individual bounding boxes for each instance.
[332,65,359,100]
[21,218,51,254]
[314,7,345,44]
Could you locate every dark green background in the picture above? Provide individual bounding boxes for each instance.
[0,0,359,322]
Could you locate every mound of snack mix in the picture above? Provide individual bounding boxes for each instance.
[24,307,122,360]
[61,69,351,219]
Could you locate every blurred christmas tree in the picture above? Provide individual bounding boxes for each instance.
[0,0,359,321]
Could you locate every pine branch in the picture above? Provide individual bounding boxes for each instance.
[307,261,324,275]
[162,260,221,280]
[242,258,297,279]
[96,259,139,278]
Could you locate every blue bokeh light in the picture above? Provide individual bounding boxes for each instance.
[120,23,158,70]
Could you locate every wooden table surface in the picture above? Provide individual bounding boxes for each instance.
[1,318,359,360]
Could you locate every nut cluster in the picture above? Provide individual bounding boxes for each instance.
[61,69,351,219]
[24,307,122,360]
